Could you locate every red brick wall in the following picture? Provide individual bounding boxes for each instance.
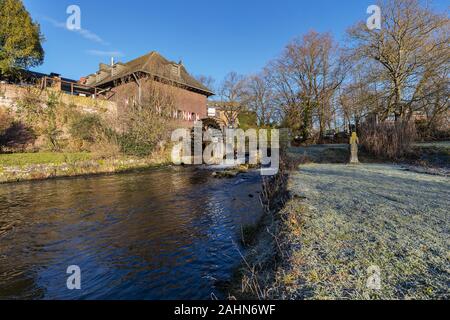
[110,79,207,128]
[175,85,207,126]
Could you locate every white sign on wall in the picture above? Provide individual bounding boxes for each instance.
[208,107,216,117]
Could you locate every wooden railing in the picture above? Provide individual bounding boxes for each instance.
[40,76,102,99]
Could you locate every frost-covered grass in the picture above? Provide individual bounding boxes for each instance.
[274,163,449,299]
[409,141,450,170]
[288,145,350,163]
[413,141,450,150]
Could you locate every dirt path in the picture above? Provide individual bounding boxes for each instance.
[279,163,449,299]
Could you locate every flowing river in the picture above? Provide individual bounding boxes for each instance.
[0,167,263,300]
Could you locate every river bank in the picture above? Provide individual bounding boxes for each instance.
[228,146,449,300]
[0,152,171,184]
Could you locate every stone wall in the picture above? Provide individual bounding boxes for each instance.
[0,83,117,116]
[0,83,24,108]
[0,81,208,128]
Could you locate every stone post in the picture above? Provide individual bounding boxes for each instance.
[350,132,359,164]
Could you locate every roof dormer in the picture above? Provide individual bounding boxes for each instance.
[171,64,181,78]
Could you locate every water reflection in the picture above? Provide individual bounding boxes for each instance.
[0,167,262,300]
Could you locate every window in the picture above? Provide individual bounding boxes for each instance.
[171,64,180,77]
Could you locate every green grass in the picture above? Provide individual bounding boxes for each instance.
[0,152,92,167]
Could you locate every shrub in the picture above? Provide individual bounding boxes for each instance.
[0,121,36,152]
[360,121,417,159]
[69,114,103,143]
[89,128,121,159]
[416,119,450,141]
[14,87,45,123]
[118,101,171,157]
[14,90,65,151]
[238,111,258,130]
[0,107,13,134]
[118,133,151,157]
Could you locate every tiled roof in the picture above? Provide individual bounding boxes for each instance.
[87,51,213,96]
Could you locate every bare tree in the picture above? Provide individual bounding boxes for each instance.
[265,59,302,134]
[116,79,176,156]
[418,65,449,136]
[338,61,383,131]
[219,71,246,102]
[269,30,346,140]
[195,74,216,92]
[244,70,280,127]
[216,72,247,128]
[347,0,449,121]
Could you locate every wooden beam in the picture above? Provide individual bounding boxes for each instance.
[132,72,142,104]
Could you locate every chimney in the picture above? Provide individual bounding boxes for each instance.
[111,57,115,76]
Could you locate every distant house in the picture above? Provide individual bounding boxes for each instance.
[0,69,96,97]
[206,101,242,129]
[84,51,214,127]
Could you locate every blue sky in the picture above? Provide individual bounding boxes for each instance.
[23,0,448,83]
